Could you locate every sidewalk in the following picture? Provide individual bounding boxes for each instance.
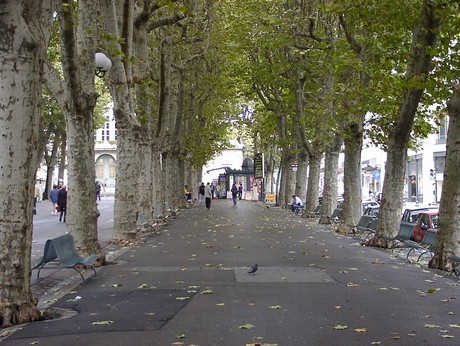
[1,199,459,346]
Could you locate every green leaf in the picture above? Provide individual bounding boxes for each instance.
[239,323,255,329]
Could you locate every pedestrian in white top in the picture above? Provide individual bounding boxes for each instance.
[204,182,212,210]
[290,195,303,213]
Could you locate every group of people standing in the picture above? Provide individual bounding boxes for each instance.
[196,182,244,209]
[197,182,215,210]
[49,184,67,222]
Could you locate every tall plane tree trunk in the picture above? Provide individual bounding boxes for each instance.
[304,154,322,213]
[368,0,444,246]
[54,0,102,257]
[319,136,343,224]
[429,85,460,269]
[0,0,54,327]
[338,122,363,233]
[101,0,141,240]
[296,151,308,200]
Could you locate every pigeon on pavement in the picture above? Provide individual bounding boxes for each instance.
[247,264,258,274]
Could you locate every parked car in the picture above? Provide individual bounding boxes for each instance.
[362,200,379,213]
[401,206,439,225]
[412,211,439,243]
[363,205,380,218]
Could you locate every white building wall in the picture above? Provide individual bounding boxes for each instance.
[202,140,245,183]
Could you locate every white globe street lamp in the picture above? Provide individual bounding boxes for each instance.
[95,52,112,78]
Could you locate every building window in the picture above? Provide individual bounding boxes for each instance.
[437,119,448,144]
[101,130,105,141]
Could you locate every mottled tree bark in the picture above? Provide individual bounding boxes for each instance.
[368,0,444,247]
[0,0,54,327]
[429,85,460,270]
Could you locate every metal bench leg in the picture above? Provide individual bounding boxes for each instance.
[71,267,86,282]
[406,248,416,261]
[417,250,434,262]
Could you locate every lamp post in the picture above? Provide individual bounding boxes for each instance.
[95,52,112,77]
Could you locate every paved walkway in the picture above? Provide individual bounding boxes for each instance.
[1,199,459,346]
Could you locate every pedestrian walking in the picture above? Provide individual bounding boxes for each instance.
[49,185,59,214]
[204,182,212,210]
[33,184,40,215]
[57,185,68,222]
[210,183,215,199]
[198,183,205,203]
[238,183,243,200]
[95,181,101,201]
[231,183,238,206]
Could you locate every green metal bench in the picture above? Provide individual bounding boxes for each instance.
[31,234,98,282]
[405,229,437,262]
[136,211,159,235]
[359,217,379,241]
[31,238,58,279]
[448,255,460,277]
[382,223,415,251]
[348,215,373,235]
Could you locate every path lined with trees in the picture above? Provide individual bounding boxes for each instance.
[1,0,459,327]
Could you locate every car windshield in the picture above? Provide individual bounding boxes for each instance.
[431,214,439,228]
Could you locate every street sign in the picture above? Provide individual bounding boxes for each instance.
[254,153,264,179]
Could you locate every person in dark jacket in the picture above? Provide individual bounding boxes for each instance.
[57,185,68,222]
[49,185,59,215]
[198,183,205,203]
[231,183,238,206]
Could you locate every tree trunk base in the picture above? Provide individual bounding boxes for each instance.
[335,224,355,234]
[0,298,43,327]
[318,217,330,225]
[365,235,392,249]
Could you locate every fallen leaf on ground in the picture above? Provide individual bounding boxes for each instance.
[111,283,122,287]
[92,320,114,325]
[449,324,460,328]
[175,333,186,339]
[201,289,214,294]
[440,335,454,338]
[138,284,147,288]
[427,288,440,294]
[239,323,255,329]
[269,305,282,309]
[334,325,348,330]
[354,328,368,333]
[424,324,440,328]
[0,328,22,338]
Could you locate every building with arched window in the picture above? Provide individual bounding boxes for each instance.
[94,108,117,196]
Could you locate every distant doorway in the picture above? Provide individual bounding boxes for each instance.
[96,154,117,196]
